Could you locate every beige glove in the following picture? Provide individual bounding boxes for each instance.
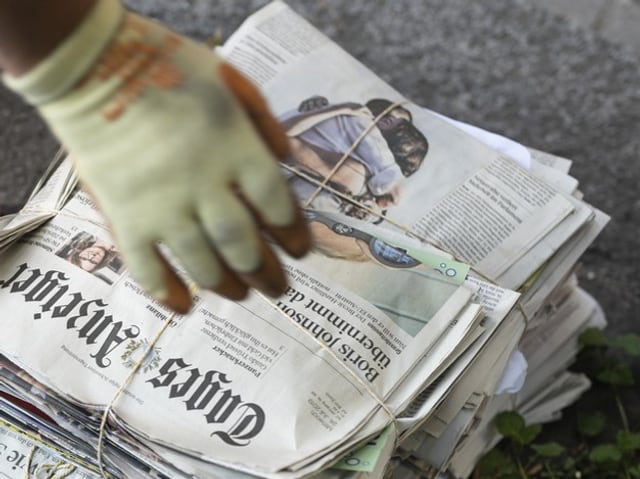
[4,0,310,312]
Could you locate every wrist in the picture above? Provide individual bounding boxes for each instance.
[2,0,125,105]
[0,0,98,75]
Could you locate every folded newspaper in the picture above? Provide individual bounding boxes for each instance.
[0,2,609,479]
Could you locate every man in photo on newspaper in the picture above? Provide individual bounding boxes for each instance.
[280,95,429,260]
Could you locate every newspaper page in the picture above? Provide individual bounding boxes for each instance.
[0,153,76,252]
[0,418,98,479]
[0,168,480,477]
[394,277,522,436]
[219,1,580,287]
[0,364,199,479]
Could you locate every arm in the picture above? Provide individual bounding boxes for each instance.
[2,0,311,312]
[0,0,96,75]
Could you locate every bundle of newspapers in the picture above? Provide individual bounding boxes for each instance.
[0,2,608,479]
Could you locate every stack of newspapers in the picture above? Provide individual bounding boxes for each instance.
[0,2,608,479]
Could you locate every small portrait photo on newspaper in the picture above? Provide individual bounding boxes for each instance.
[55,231,125,285]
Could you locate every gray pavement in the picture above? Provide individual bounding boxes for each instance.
[532,0,640,57]
[1,0,639,341]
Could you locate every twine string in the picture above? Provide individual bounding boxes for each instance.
[516,302,532,325]
[93,289,401,477]
[254,291,402,454]
[302,99,410,208]
[25,446,77,479]
[95,311,176,479]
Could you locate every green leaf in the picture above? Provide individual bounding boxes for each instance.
[493,411,541,445]
[476,448,516,476]
[520,424,542,445]
[531,442,565,457]
[495,411,525,439]
[579,328,610,348]
[589,444,623,463]
[629,465,640,477]
[616,431,640,453]
[597,362,635,386]
[562,456,576,471]
[610,334,640,355]
[577,411,606,437]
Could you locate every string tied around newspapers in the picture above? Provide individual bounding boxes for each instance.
[22,99,525,478]
[91,291,403,479]
[24,446,76,479]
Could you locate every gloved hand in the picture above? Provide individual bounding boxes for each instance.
[4,0,310,313]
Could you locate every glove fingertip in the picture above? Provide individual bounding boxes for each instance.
[263,206,312,260]
[158,255,193,314]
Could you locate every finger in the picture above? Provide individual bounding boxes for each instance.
[236,237,288,298]
[156,252,193,314]
[242,196,311,259]
[199,191,291,298]
[237,158,298,227]
[218,62,290,159]
[163,222,249,301]
[266,210,312,259]
[198,191,262,274]
[206,250,250,301]
[163,223,223,289]
[116,234,192,313]
[235,162,312,257]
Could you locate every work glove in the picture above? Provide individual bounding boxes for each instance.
[3,0,310,313]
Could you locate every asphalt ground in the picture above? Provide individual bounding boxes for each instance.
[2,0,638,334]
